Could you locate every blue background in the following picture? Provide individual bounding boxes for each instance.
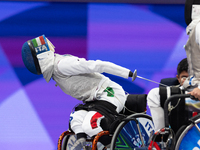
[0,1,188,150]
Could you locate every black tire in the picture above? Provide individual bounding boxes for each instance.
[110,113,155,150]
[61,134,76,150]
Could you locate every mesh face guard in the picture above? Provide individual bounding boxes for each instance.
[185,0,200,25]
[21,35,51,75]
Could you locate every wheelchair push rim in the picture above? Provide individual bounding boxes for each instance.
[110,113,155,150]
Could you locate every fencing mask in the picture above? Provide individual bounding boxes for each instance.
[185,0,200,25]
[21,35,53,75]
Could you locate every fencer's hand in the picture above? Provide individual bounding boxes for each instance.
[129,70,137,81]
[188,87,200,101]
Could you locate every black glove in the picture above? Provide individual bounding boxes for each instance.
[129,69,137,81]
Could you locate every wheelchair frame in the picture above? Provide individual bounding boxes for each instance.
[57,130,109,150]
[57,113,154,150]
[58,94,200,150]
[57,93,152,150]
[148,94,200,150]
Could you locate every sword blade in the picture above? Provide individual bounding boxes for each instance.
[137,75,168,87]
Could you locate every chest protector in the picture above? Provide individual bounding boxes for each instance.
[159,86,191,134]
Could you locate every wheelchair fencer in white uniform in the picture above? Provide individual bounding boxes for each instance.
[21,35,155,150]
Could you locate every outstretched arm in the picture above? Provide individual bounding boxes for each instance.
[58,56,136,80]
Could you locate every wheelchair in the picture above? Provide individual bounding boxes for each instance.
[148,94,200,150]
[57,94,155,150]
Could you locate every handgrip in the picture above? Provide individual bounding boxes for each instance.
[190,95,199,101]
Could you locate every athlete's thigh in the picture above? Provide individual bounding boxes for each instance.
[82,111,105,137]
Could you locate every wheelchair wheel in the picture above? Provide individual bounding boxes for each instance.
[60,132,106,150]
[175,115,200,150]
[63,134,77,150]
[61,134,93,150]
[110,113,155,150]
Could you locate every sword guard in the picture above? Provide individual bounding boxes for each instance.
[132,69,137,81]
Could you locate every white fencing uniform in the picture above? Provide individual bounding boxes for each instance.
[38,53,130,137]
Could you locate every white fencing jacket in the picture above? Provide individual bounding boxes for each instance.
[184,21,200,89]
[39,53,130,103]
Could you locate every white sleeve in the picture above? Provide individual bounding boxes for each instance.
[195,22,200,47]
[147,87,161,108]
[57,56,130,79]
